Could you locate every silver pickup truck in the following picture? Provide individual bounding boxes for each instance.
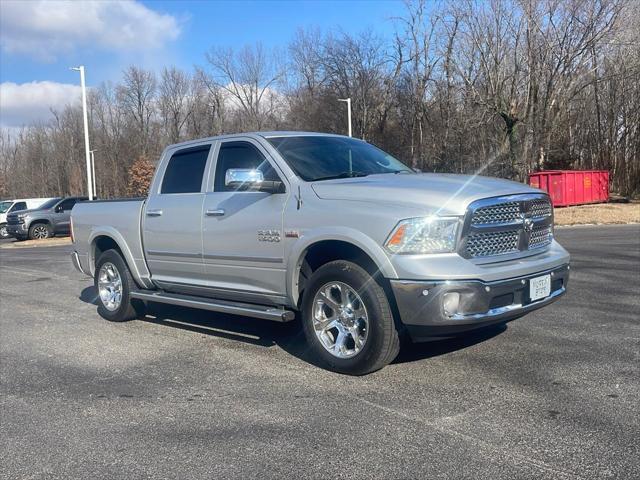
[71,132,570,374]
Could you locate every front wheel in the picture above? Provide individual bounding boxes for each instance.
[301,260,400,375]
[28,223,52,240]
[95,249,145,322]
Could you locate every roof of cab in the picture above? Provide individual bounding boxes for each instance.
[164,131,353,151]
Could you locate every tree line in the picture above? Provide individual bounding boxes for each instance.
[1,0,638,199]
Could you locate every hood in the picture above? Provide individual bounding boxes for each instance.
[7,207,52,216]
[311,173,541,216]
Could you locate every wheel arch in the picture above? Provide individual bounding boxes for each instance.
[29,218,52,227]
[88,228,153,289]
[28,220,53,238]
[287,230,397,307]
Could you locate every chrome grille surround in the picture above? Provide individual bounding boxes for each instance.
[460,194,554,260]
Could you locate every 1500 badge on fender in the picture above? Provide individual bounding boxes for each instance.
[258,229,281,242]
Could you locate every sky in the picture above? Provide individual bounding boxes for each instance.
[0,0,403,130]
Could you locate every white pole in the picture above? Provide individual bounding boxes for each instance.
[90,150,97,197]
[72,66,93,200]
[347,98,352,138]
[338,98,352,137]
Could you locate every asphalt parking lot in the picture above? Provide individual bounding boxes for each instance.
[1,225,638,479]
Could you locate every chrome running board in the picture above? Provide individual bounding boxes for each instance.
[130,290,295,322]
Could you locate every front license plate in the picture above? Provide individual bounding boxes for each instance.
[530,274,551,301]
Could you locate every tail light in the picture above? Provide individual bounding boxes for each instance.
[70,216,74,243]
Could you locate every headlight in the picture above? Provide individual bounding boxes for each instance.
[385,217,460,254]
[16,214,27,222]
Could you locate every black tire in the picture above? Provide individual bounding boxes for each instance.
[0,224,9,239]
[28,222,52,240]
[301,260,400,375]
[94,249,145,322]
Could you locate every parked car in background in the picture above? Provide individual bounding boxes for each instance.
[71,132,570,374]
[0,198,55,239]
[6,196,88,240]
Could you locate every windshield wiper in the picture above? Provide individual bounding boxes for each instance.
[313,171,370,181]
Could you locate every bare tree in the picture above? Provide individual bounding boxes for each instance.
[159,67,192,144]
[205,43,284,130]
[119,66,157,155]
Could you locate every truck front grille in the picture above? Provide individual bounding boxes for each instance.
[461,194,553,259]
[529,199,552,218]
[465,231,520,257]
[470,202,520,225]
[528,225,552,249]
[6,215,22,225]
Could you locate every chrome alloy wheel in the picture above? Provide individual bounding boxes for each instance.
[0,225,7,238]
[98,262,123,311]
[312,281,369,359]
[32,225,49,239]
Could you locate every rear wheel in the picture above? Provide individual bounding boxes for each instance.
[301,260,400,375]
[28,223,52,240]
[95,249,145,322]
[0,224,8,239]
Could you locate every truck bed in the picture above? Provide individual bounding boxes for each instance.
[71,198,152,287]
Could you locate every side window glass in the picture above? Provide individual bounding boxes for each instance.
[10,202,26,212]
[214,142,280,192]
[161,145,211,194]
[60,199,76,211]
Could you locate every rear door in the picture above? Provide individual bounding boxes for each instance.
[142,143,213,289]
[201,138,289,303]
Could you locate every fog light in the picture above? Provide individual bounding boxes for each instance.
[443,292,460,316]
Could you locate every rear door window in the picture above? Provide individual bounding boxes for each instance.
[161,145,211,194]
[9,202,27,212]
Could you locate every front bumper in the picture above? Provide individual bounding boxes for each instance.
[391,263,569,341]
[6,223,27,237]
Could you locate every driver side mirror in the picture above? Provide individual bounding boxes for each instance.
[225,169,284,194]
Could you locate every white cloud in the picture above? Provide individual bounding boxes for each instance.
[0,0,181,61]
[0,81,82,127]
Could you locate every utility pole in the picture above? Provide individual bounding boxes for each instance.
[70,66,93,200]
[338,98,352,137]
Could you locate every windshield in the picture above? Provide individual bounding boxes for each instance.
[0,201,12,213]
[266,136,412,181]
[37,198,62,210]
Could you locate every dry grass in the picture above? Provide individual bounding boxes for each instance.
[0,237,72,249]
[554,202,640,226]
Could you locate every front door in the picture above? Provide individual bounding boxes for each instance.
[202,139,289,303]
[143,143,212,288]
[55,197,82,233]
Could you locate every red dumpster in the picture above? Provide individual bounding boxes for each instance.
[529,170,609,207]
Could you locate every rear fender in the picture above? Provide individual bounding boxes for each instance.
[88,227,153,289]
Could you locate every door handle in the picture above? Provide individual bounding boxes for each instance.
[146,209,163,217]
[205,209,225,217]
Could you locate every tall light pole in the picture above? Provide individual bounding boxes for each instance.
[70,66,93,200]
[338,97,352,137]
[90,150,97,197]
